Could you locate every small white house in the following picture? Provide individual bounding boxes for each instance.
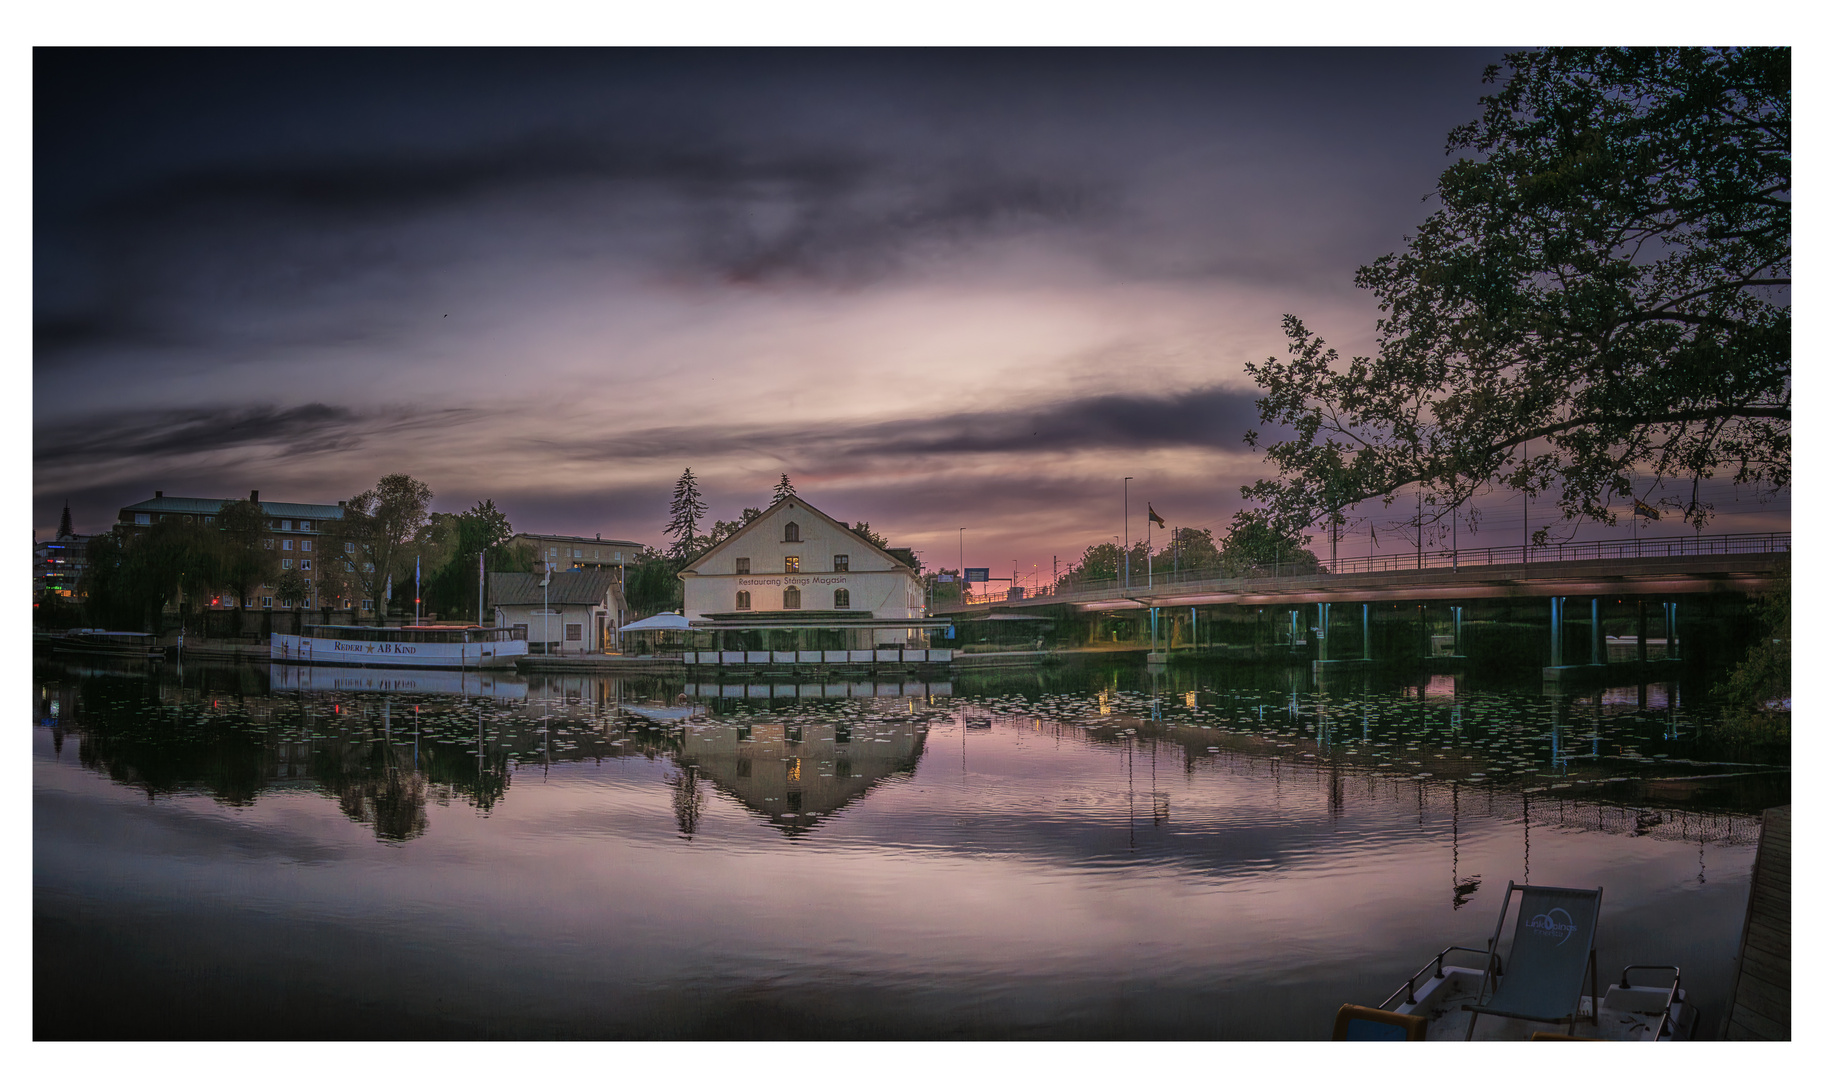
[678,497,931,650]
[489,570,623,655]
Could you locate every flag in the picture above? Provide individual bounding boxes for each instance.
[542,564,552,587]
[1632,498,1661,521]
[1370,522,1378,548]
[1148,504,1165,528]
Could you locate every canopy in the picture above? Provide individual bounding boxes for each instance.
[619,611,692,633]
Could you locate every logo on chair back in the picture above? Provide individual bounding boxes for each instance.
[1526,908,1578,945]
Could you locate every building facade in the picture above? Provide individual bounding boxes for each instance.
[489,569,626,654]
[115,489,347,613]
[508,533,643,577]
[678,498,929,648]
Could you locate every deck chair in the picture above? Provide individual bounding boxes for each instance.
[1463,881,1602,1039]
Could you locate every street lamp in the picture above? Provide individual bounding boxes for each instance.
[958,527,966,578]
[1123,478,1134,592]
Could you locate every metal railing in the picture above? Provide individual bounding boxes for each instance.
[940,531,1788,610]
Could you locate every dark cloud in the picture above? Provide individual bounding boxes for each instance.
[34,403,479,468]
[543,385,1269,464]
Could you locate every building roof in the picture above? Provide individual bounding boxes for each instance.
[120,495,344,520]
[489,569,618,607]
[679,496,917,574]
[512,532,643,547]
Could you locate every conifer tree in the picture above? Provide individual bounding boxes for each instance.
[665,468,707,560]
[771,473,797,503]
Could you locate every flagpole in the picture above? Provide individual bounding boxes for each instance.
[415,555,421,625]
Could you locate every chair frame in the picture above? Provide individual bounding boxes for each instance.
[1464,881,1602,1040]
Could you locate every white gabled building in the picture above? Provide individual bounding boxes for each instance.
[678,497,934,650]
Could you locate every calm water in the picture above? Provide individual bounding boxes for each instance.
[34,657,1785,1039]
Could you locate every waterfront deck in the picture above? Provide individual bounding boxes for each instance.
[1722,804,1790,1040]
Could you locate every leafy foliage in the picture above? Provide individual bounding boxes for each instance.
[1244,48,1789,540]
[83,519,224,630]
[625,546,683,617]
[704,506,763,548]
[331,474,433,623]
[422,499,519,620]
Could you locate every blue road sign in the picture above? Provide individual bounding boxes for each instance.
[964,568,990,582]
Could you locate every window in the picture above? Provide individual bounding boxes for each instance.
[282,559,292,570]
[736,590,751,610]
[835,588,850,609]
[134,513,151,525]
[344,542,354,553]
[262,596,273,608]
[300,521,313,531]
[300,560,311,571]
[548,547,558,557]
[834,554,849,571]
[301,540,311,552]
[204,516,214,524]
[363,563,374,573]
[572,548,583,558]
[784,556,800,573]
[362,599,374,611]
[282,539,293,550]
[343,561,354,573]
[783,585,801,609]
[281,520,292,531]
[565,623,582,641]
[281,597,292,609]
[735,557,750,574]
[784,522,800,542]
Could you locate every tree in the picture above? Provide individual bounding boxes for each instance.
[1215,513,1323,577]
[921,567,972,606]
[83,519,222,631]
[851,521,891,550]
[423,499,518,620]
[216,499,277,617]
[771,473,797,504]
[1243,48,1789,542]
[333,474,433,624]
[625,546,683,617]
[704,506,764,548]
[665,469,707,561]
[273,567,312,610]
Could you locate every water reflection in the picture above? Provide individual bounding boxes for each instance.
[34,654,1786,1039]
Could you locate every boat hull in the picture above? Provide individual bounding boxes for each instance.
[271,632,526,669]
[1386,963,1694,1040]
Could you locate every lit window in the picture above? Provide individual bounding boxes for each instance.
[282,559,292,570]
[300,560,311,571]
[784,585,801,609]
[784,522,800,542]
[834,554,848,571]
[784,556,800,573]
[736,557,750,574]
[301,540,311,552]
[282,539,293,550]
[736,590,751,610]
[835,588,850,609]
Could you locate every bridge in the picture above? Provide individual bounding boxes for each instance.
[932,533,1788,676]
[934,532,1789,614]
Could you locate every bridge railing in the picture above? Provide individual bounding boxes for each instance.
[944,531,1789,609]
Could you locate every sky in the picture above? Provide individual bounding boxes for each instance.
[31,47,1791,579]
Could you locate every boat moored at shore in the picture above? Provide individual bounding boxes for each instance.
[271,624,527,669]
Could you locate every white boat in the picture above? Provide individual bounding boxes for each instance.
[270,623,527,669]
[1365,946,1695,1040]
[269,663,529,698]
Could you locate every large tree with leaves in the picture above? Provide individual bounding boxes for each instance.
[332,474,433,624]
[1244,48,1788,542]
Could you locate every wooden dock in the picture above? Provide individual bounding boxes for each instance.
[1721,804,1790,1040]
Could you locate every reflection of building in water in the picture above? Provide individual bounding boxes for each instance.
[677,721,926,832]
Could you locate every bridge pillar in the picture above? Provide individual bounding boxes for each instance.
[1590,598,1604,666]
[1549,596,1565,668]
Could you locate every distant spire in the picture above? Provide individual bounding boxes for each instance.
[57,501,74,539]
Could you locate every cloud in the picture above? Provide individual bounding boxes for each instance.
[34,402,482,468]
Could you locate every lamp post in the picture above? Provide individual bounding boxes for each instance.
[1123,477,1133,591]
